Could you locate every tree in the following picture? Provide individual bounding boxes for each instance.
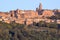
[38,21,46,27]
[46,22,58,29]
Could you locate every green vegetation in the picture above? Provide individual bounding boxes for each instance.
[0,21,60,40]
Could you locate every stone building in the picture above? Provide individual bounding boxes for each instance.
[42,10,54,17]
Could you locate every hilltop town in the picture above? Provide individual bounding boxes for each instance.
[0,3,60,25]
[0,2,60,40]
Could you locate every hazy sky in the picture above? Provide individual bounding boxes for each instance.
[0,0,60,12]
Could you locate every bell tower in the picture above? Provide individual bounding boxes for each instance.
[39,3,42,11]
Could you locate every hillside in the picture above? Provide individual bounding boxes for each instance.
[0,21,60,40]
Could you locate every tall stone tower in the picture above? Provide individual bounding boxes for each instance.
[39,3,42,11]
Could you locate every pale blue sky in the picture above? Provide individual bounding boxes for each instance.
[0,0,60,12]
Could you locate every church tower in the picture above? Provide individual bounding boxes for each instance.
[39,3,42,11]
